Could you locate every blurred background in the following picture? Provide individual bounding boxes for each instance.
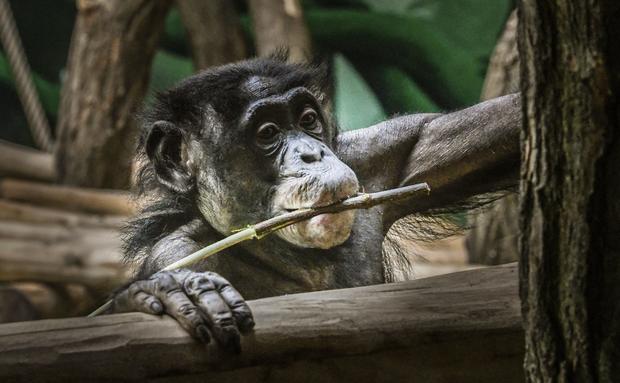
[0,0,518,322]
[1,0,514,144]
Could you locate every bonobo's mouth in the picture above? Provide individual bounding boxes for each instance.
[281,193,352,212]
[271,174,360,249]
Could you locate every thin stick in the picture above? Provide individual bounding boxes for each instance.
[88,182,430,317]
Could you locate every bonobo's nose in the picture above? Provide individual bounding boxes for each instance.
[296,141,324,163]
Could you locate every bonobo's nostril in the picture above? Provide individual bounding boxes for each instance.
[298,143,323,163]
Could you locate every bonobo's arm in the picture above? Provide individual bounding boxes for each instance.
[336,93,521,227]
[111,218,254,352]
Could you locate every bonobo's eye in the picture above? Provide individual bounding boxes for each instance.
[299,107,320,133]
[256,122,280,145]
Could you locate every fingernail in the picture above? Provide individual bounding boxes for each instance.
[196,325,210,343]
[150,301,162,313]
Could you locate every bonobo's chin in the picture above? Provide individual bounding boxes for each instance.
[275,210,356,249]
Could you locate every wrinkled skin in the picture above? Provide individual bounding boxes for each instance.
[111,269,253,352]
[113,58,521,352]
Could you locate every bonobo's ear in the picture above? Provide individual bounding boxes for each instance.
[145,121,194,194]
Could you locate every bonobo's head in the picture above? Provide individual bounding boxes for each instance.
[139,57,359,249]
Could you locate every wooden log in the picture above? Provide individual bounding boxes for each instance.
[0,200,126,228]
[0,246,127,293]
[0,223,128,292]
[0,140,56,182]
[0,219,120,247]
[0,264,523,382]
[0,178,135,216]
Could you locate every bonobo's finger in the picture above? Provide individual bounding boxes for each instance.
[110,280,162,315]
[206,272,255,334]
[150,272,211,343]
[128,281,164,315]
[184,273,241,352]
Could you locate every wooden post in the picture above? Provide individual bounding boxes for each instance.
[248,0,312,62]
[176,0,246,70]
[55,0,172,189]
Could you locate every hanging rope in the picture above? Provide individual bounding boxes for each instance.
[0,0,54,152]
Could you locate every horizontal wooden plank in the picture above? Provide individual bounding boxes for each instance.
[0,140,56,182]
[0,264,523,382]
[0,199,126,228]
[0,178,135,216]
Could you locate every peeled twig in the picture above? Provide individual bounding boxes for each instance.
[89,182,430,316]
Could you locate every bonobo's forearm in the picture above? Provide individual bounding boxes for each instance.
[384,93,521,222]
[403,93,520,196]
[336,93,521,226]
[134,218,206,278]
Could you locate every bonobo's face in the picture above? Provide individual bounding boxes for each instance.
[196,85,360,249]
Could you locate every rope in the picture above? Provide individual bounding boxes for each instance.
[0,0,54,152]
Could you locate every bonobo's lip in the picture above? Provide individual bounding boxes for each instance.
[279,193,357,212]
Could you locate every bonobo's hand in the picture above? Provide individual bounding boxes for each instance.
[110,269,254,352]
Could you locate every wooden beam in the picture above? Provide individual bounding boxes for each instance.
[0,264,523,382]
[0,220,128,292]
[0,140,56,182]
[0,178,135,216]
[0,200,126,228]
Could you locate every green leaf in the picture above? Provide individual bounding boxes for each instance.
[359,0,511,59]
[305,9,483,107]
[356,64,439,114]
[333,53,386,131]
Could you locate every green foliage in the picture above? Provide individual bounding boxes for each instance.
[355,64,439,114]
[1,0,511,144]
[333,54,386,130]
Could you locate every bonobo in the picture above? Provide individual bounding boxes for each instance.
[112,57,521,351]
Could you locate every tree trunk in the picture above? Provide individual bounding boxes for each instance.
[55,0,172,189]
[518,1,620,381]
[176,0,246,70]
[466,10,520,265]
[248,0,312,62]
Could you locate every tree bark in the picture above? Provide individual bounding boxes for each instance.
[518,1,620,381]
[466,10,520,265]
[176,0,246,70]
[0,265,523,383]
[248,0,312,62]
[55,0,172,189]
